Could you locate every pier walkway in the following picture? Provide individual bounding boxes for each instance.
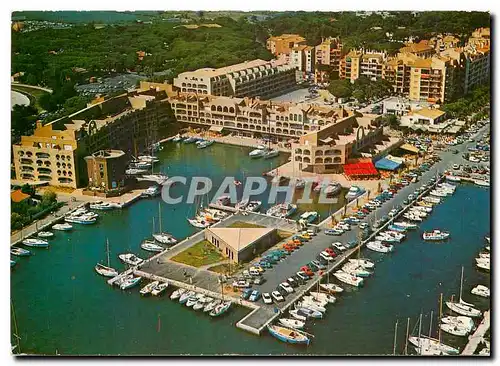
[461,310,490,355]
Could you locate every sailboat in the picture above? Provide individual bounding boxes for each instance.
[95,239,119,277]
[409,310,459,355]
[445,267,482,317]
[153,203,177,245]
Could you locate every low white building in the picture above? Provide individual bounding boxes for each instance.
[382,97,431,116]
[400,108,447,127]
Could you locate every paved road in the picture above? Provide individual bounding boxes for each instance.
[252,123,490,296]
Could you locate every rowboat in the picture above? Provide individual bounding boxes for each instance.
[267,325,310,345]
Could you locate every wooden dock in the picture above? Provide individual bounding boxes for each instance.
[461,310,490,355]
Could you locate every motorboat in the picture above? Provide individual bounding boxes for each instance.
[209,301,231,317]
[130,161,152,170]
[388,224,406,233]
[266,203,297,218]
[296,300,326,313]
[118,253,144,266]
[249,148,266,158]
[114,274,133,287]
[324,182,342,196]
[187,217,211,229]
[441,316,475,333]
[197,140,214,149]
[245,200,262,212]
[279,318,305,330]
[152,233,177,245]
[172,135,183,142]
[423,196,441,204]
[308,292,336,304]
[235,198,249,210]
[151,282,169,296]
[366,241,393,253]
[183,137,196,144]
[137,174,170,186]
[476,259,490,271]
[126,168,148,175]
[22,238,49,248]
[170,288,187,300]
[141,240,164,252]
[267,325,310,345]
[35,230,54,239]
[186,293,203,307]
[10,247,31,256]
[342,262,372,278]
[319,283,344,293]
[293,178,306,189]
[471,285,490,298]
[412,205,432,213]
[289,309,307,321]
[89,201,114,210]
[140,281,159,296]
[403,213,422,222]
[474,179,490,187]
[300,211,318,224]
[179,291,196,304]
[64,215,97,225]
[348,258,375,269]
[137,155,160,163]
[445,175,461,182]
[52,223,73,231]
[439,323,470,337]
[263,149,279,159]
[302,296,329,308]
[409,337,459,355]
[203,299,221,313]
[293,307,323,319]
[423,230,450,241]
[120,276,142,290]
[141,186,162,197]
[333,271,364,287]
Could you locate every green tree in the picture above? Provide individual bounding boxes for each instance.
[328,79,352,99]
[41,191,57,207]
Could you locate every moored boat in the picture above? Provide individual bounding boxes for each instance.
[170,288,186,300]
[366,241,393,253]
[151,282,169,296]
[22,238,49,248]
[52,223,73,231]
[118,253,144,266]
[471,285,490,298]
[319,283,344,293]
[422,230,450,241]
[120,276,142,290]
[141,240,165,252]
[279,318,305,330]
[37,231,54,238]
[10,247,31,256]
[333,271,364,287]
[140,281,159,296]
[209,301,231,317]
[245,200,262,212]
[89,201,114,210]
[267,325,310,345]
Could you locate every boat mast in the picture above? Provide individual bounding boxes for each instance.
[428,310,433,339]
[417,313,422,355]
[393,319,399,355]
[404,317,410,355]
[158,202,162,234]
[106,239,111,268]
[459,266,464,302]
[438,293,443,344]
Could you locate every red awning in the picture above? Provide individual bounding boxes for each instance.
[343,160,379,177]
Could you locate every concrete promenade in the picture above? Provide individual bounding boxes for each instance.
[461,310,490,355]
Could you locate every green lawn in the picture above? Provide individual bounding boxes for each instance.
[227,221,265,229]
[170,240,225,268]
[12,85,50,112]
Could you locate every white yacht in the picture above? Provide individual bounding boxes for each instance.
[52,223,73,231]
[422,230,450,241]
[348,258,375,269]
[245,200,262,212]
[333,271,364,287]
[141,240,165,252]
[366,241,393,253]
[118,253,144,266]
[140,281,160,296]
[22,238,49,248]
[37,231,54,238]
[471,285,490,298]
[151,282,169,296]
[152,233,177,245]
[89,201,114,210]
[249,148,266,158]
[141,185,161,197]
[320,283,344,293]
[345,186,365,200]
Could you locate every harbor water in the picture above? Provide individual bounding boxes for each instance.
[11,142,490,355]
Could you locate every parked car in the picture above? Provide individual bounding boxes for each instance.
[262,292,273,304]
[232,280,251,288]
[279,282,294,294]
[287,277,298,288]
[300,266,314,277]
[249,290,261,302]
[324,248,337,257]
[241,288,253,300]
[253,277,266,285]
[271,291,285,302]
[296,271,310,281]
[320,251,334,262]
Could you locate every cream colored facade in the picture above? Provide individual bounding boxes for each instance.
[340,50,387,82]
[13,121,80,188]
[169,92,351,141]
[290,45,315,74]
[315,37,343,72]
[205,227,276,263]
[292,113,385,173]
[266,34,306,56]
[173,59,296,99]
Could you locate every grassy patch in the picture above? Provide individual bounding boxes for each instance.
[12,85,50,112]
[207,263,241,275]
[170,240,225,268]
[227,221,265,229]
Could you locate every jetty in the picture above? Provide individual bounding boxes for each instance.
[461,310,490,355]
